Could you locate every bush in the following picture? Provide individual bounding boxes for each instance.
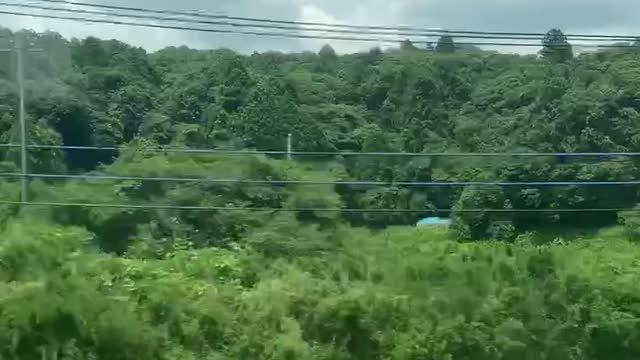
[618,210,640,241]
[1,221,640,358]
[245,214,332,258]
[451,186,512,240]
[487,221,517,241]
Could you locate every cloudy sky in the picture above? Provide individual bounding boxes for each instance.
[0,0,638,54]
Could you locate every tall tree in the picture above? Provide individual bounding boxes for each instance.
[318,44,337,59]
[540,29,573,63]
[230,77,329,151]
[400,40,417,51]
[435,35,456,53]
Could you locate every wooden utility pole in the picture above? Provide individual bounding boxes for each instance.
[16,34,27,203]
[0,33,43,204]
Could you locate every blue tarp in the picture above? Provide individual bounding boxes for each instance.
[417,217,450,226]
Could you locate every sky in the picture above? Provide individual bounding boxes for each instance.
[0,0,638,54]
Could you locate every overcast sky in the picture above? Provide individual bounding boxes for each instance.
[0,0,639,54]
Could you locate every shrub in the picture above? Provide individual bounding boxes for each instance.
[487,221,517,241]
[618,209,640,241]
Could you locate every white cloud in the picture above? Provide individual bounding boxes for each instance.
[298,3,372,53]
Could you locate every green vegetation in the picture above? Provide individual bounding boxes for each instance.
[1,28,640,358]
[4,222,640,359]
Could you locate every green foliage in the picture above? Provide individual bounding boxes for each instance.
[541,29,574,63]
[2,28,638,235]
[230,76,330,151]
[2,28,639,234]
[436,35,456,53]
[2,28,640,358]
[0,180,19,226]
[1,221,640,359]
[245,213,331,258]
[319,44,337,60]
[399,40,416,51]
[451,186,512,240]
[487,220,517,241]
[618,209,640,241]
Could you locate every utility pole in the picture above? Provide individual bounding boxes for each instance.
[0,33,42,204]
[0,32,43,203]
[15,34,27,203]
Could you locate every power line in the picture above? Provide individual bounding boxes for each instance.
[0,8,411,45]
[0,2,531,41]
[0,9,469,46]
[35,0,640,41]
[0,8,635,48]
[2,1,637,43]
[0,200,633,213]
[1,172,639,187]
[2,143,640,157]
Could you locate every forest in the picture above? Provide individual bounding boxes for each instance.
[1,26,640,358]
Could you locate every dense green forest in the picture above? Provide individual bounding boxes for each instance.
[2,27,640,358]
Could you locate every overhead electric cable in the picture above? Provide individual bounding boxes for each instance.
[2,1,637,42]
[0,200,634,213]
[0,9,489,45]
[34,0,640,41]
[2,143,640,157]
[1,172,639,187]
[0,6,632,47]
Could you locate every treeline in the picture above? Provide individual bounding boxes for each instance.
[1,27,640,243]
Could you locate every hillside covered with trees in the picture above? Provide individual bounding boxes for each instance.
[1,27,640,358]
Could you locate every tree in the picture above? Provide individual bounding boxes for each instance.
[230,77,329,151]
[619,209,640,241]
[369,47,382,57]
[71,36,108,67]
[319,44,337,59]
[435,35,456,53]
[540,29,573,63]
[400,40,416,51]
[450,186,513,240]
[4,26,640,237]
